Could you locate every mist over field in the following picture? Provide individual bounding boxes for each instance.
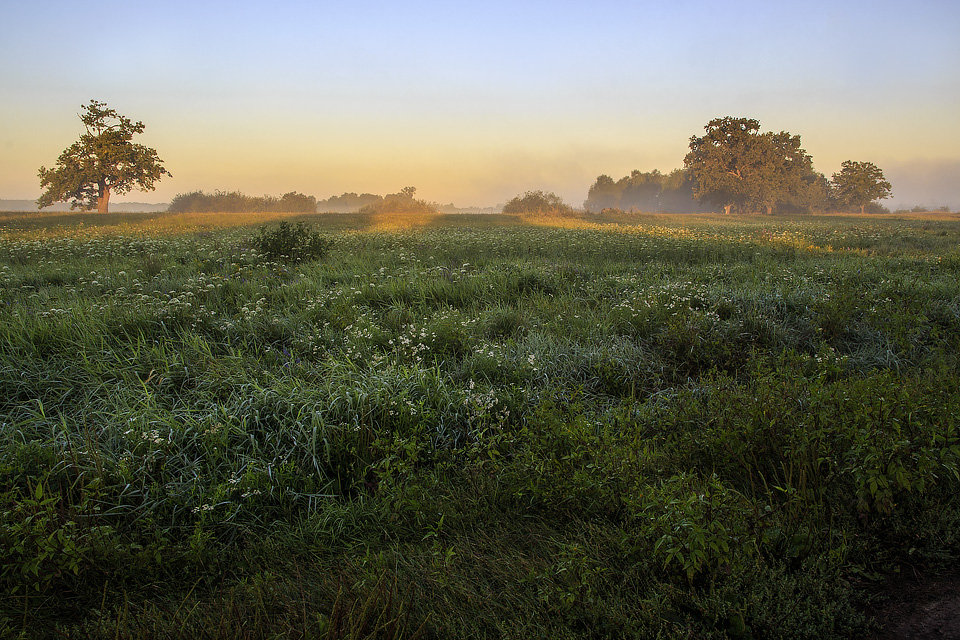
[885,159,960,211]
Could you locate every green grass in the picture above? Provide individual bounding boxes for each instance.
[1,211,959,638]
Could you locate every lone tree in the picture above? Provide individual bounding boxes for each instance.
[38,100,170,213]
[831,161,892,214]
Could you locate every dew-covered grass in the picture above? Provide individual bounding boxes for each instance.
[2,210,959,638]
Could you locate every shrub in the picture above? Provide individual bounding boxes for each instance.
[624,474,760,583]
[502,190,576,216]
[250,221,332,263]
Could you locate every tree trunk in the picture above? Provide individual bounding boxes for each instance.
[723,204,732,215]
[766,204,773,216]
[859,204,865,215]
[97,183,110,213]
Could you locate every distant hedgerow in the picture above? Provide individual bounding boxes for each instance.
[250,221,332,263]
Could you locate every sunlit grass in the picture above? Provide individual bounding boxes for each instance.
[362,211,446,232]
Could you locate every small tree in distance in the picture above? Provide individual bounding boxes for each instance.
[502,190,574,216]
[38,100,170,213]
[831,161,892,214]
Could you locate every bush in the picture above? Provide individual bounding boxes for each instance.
[628,473,759,583]
[250,221,332,263]
[502,190,576,216]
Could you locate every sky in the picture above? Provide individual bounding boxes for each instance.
[1,0,958,209]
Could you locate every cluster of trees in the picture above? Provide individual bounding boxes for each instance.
[584,169,714,213]
[502,190,575,216]
[683,117,890,214]
[682,117,823,215]
[167,190,317,213]
[358,187,438,215]
[586,117,893,215]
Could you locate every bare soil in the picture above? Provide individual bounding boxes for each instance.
[871,573,960,639]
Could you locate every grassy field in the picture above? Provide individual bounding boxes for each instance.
[1,210,959,638]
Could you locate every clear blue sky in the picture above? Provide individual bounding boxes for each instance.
[2,0,958,207]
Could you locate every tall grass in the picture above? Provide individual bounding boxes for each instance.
[1,211,959,638]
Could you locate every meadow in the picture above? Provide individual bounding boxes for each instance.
[1,210,959,638]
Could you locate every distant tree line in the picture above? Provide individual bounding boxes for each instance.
[315,188,446,214]
[894,205,951,214]
[167,190,317,213]
[34,101,900,218]
[169,188,440,215]
[357,187,438,215]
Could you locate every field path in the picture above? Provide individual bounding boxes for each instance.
[875,575,960,639]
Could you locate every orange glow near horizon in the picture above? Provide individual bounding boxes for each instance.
[5,104,959,211]
[1,2,958,209]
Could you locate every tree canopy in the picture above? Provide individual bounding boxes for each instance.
[683,117,823,215]
[830,161,892,214]
[683,117,760,214]
[38,100,170,213]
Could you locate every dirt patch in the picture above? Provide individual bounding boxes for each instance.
[871,573,960,639]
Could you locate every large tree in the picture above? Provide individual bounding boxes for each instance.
[749,131,816,215]
[38,100,170,213]
[684,117,816,215]
[684,117,762,215]
[830,160,892,214]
